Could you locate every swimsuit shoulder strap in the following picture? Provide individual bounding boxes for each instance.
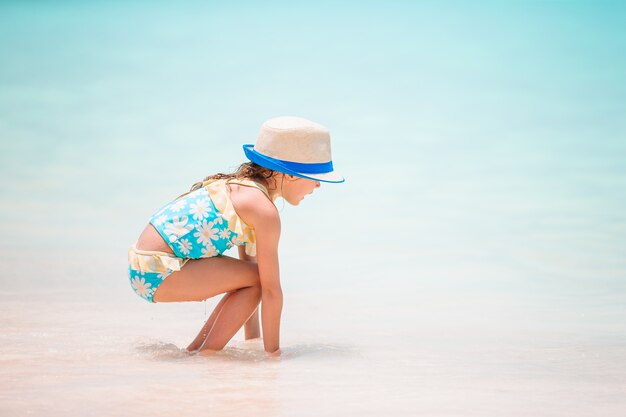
[225,178,273,202]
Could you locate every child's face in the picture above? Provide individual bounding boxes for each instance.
[282,175,321,205]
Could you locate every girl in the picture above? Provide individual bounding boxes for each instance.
[128,116,344,356]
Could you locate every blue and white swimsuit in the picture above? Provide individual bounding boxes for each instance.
[128,178,272,303]
[150,186,238,258]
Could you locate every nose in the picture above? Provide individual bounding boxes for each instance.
[315,181,321,188]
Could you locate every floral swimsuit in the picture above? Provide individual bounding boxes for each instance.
[128,178,271,303]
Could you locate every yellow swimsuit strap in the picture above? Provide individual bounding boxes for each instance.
[202,178,274,202]
[200,177,273,257]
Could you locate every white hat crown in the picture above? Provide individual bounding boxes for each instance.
[254,116,332,164]
[243,116,344,183]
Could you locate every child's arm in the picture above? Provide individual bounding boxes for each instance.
[230,184,283,354]
[239,246,261,340]
[253,209,282,354]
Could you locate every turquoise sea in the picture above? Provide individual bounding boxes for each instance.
[1,1,625,416]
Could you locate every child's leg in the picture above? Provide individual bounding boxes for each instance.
[186,292,232,352]
[152,256,262,352]
[153,256,259,302]
[188,298,260,353]
[198,284,261,354]
[244,307,261,340]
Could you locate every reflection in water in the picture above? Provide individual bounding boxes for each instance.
[281,343,359,360]
[130,338,283,417]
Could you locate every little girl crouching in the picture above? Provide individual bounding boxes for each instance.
[128,116,344,356]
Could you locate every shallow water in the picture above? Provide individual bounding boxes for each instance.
[1,1,626,416]
[1,288,625,416]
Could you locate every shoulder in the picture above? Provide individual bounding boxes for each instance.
[229,183,280,231]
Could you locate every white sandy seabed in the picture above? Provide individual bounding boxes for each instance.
[1,260,625,417]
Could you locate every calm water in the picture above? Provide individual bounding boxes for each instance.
[1,1,625,416]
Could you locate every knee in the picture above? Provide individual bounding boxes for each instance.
[244,262,262,287]
[251,283,262,300]
[246,274,262,301]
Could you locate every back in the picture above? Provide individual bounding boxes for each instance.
[148,178,274,258]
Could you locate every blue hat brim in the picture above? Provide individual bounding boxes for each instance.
[243,144,344,183]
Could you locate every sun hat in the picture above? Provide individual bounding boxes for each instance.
[243,116,344,183]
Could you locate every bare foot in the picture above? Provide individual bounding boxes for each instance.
[186,332,211,353]
[266,348,282,357]
[186,342,202,353]
[198,348,218,357]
